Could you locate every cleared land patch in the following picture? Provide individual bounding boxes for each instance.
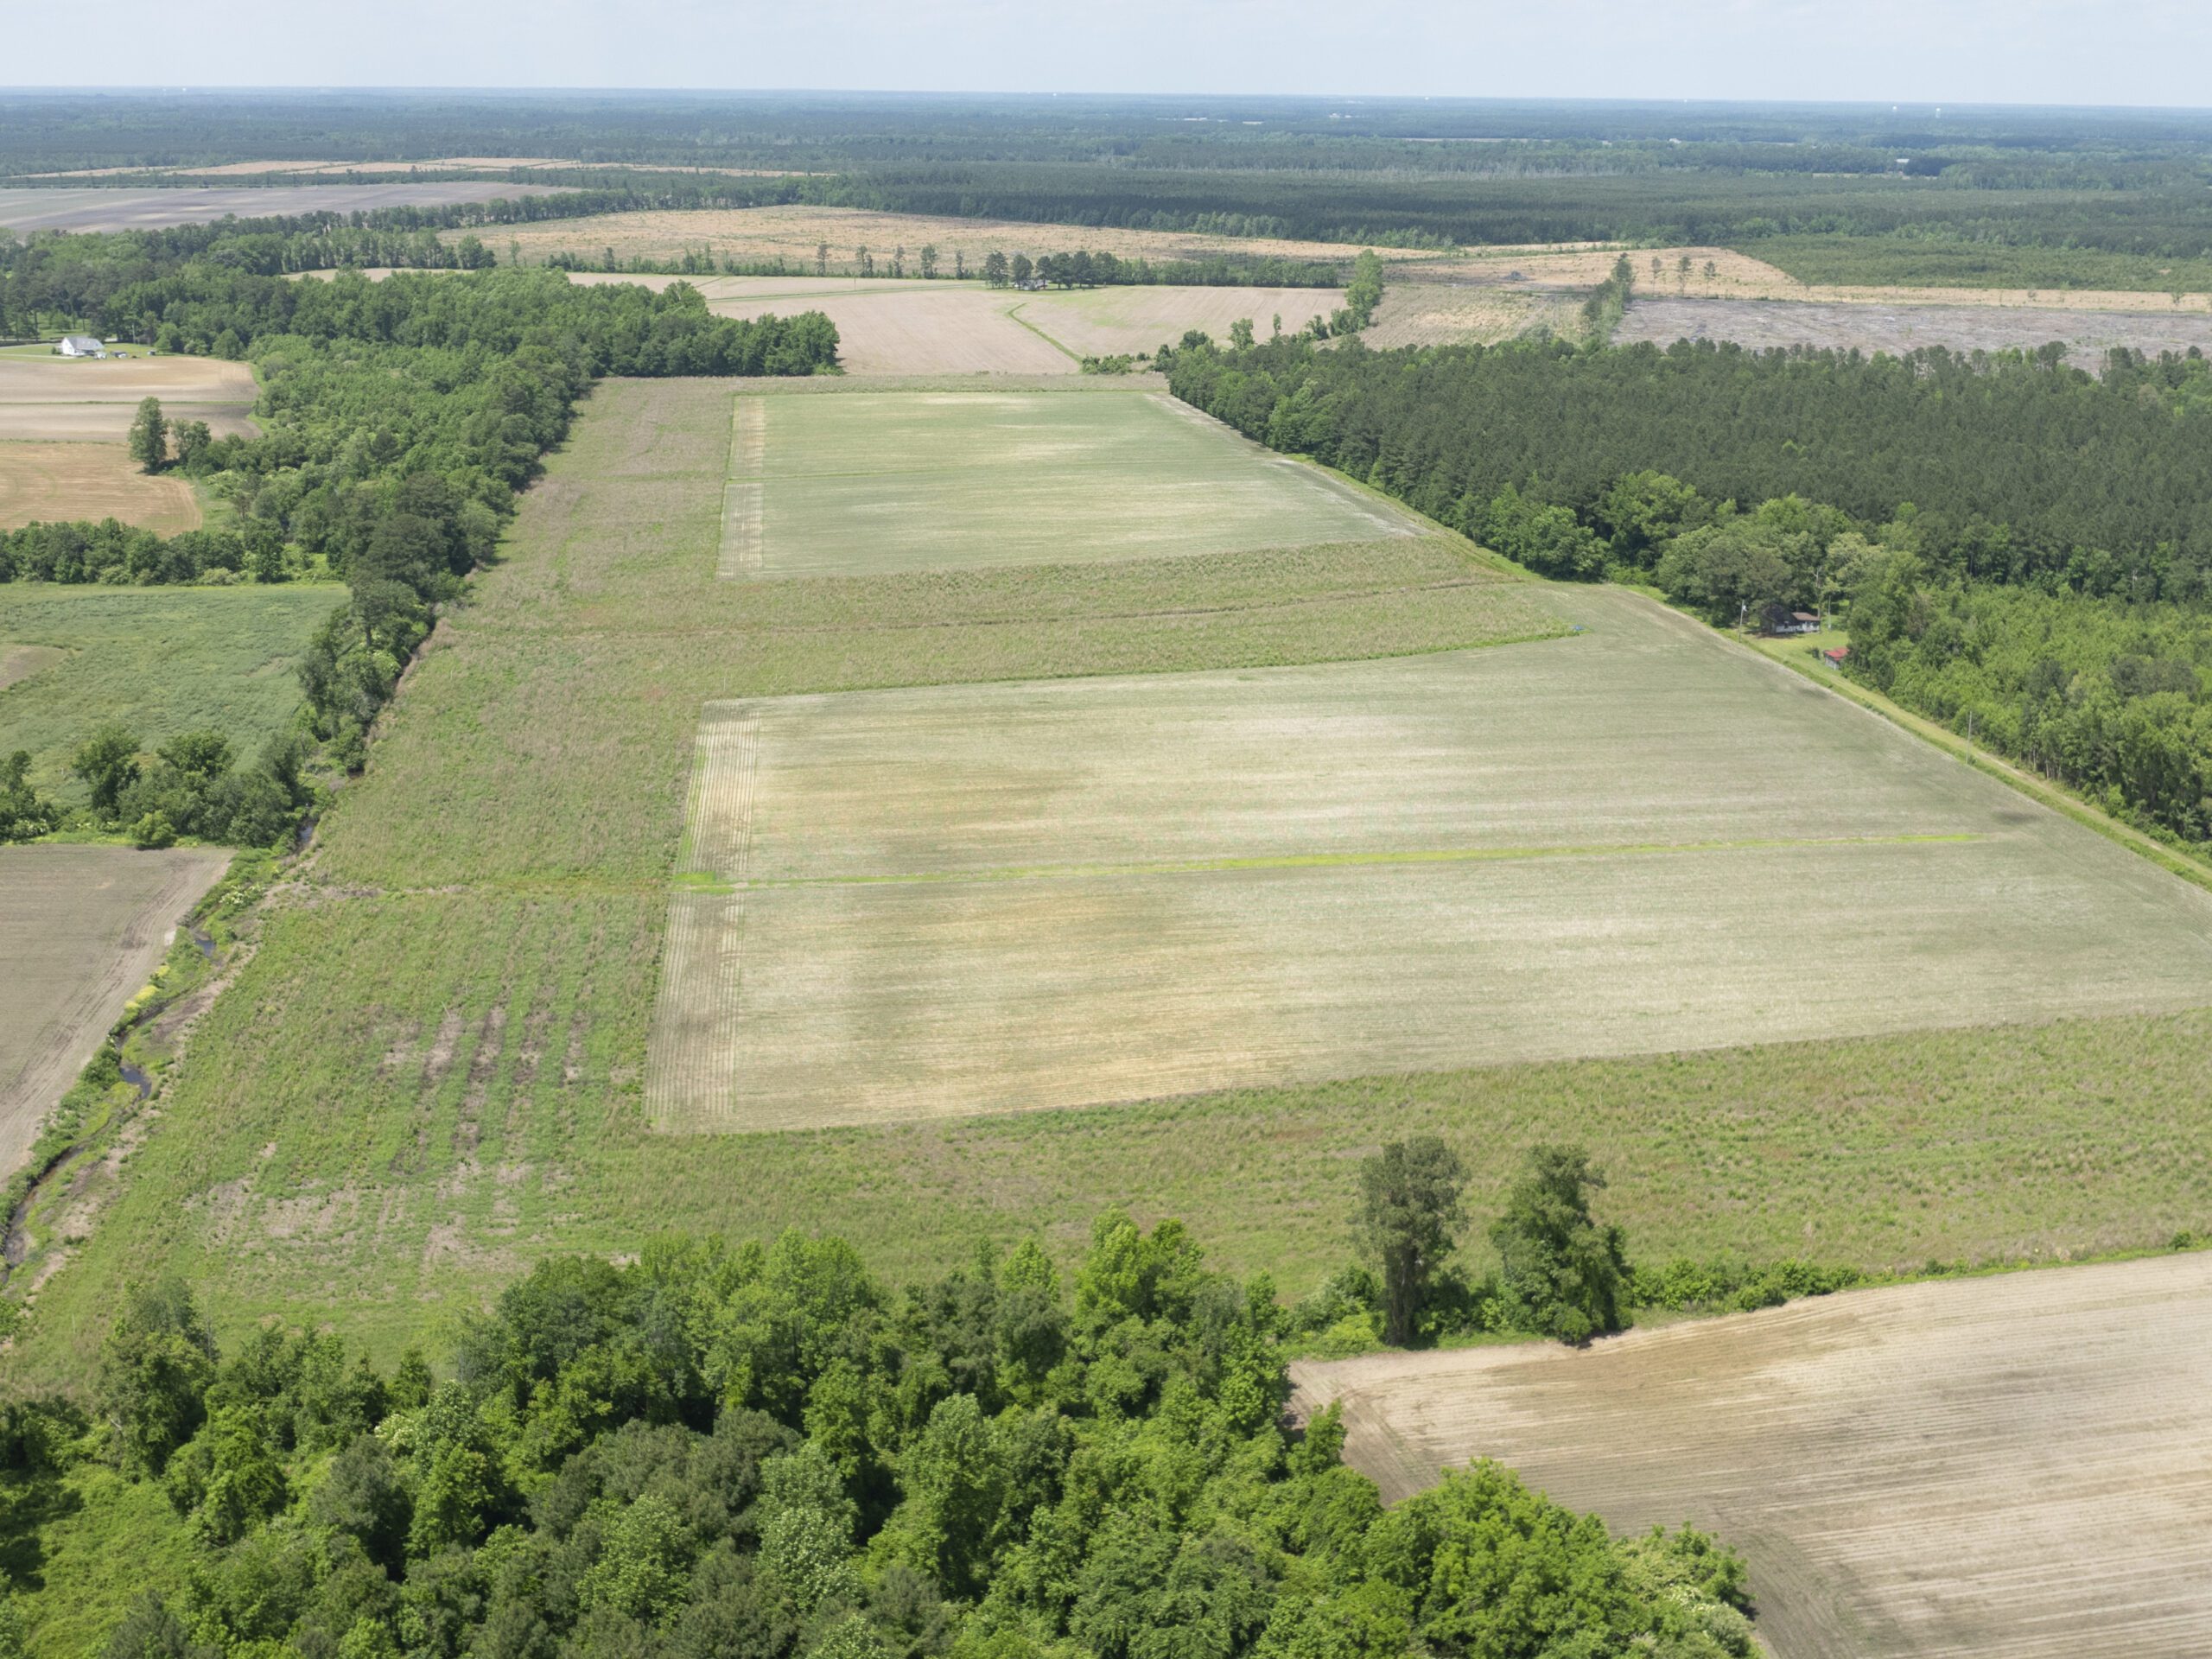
[1293,1251,2212,1659]
[1007,285,1342,357]
[0,183,570,233]
[0,353,258,443]
[1360,283,1579,348]
[647,585,2212,1131]
[472,204,1438,272]
[734,387,1421,576]
[0,584,344,798]
[0,442,202,534]
[1617,295,2212,365]
[0,845,228,1176]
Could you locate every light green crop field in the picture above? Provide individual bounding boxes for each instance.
[8,374,2211,1383]
[727,386,1422,578]
[648,588,2212,1131]
[0,583,344,798]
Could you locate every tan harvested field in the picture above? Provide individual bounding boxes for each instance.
[0,183,571,233]
[648,585,2212,1132]
[0,355,258,444]
[730,387,1420,575]
[0,845,228,1176]
[1617,295,2212,365]
[0,356,254,405]
[0,443,201,534]
[1293,1251,2212,1659]
[19,157,805,181]
[477,204,1439,271]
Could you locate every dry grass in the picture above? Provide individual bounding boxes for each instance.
[0,845,229,1175]
[0,442,202,534]
[1294,1250,2212,1659]
[1361,284,1579,348]
[648,584,2212,1131]
[1007,285,1343,356]
[20,158,806,180]
[478,204,1440,271]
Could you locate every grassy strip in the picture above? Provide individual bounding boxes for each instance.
[1000,301,1083,363]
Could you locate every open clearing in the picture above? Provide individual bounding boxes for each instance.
[1617,295,2212,365]
[14,374,2212,1376]
[473,203,1439,272]
[1293,1251,2212,1659]
[0,845,228,1176]
[0,183,571,233]
[728,387,1421,575]
[648,584,2212,1131]
[0,353,258,443]
[0,583,345,798]
[1006,284,1342,356]
[0,442,202,533]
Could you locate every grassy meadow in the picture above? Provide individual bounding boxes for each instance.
[9,373,2211,1385]
[0,583,343,798]
[739,387,1421,576]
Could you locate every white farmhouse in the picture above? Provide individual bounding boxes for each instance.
[57,334,105,358]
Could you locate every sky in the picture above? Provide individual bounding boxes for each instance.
[11,0,2210,109]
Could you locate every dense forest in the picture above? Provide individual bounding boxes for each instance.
[0,1209,1756,1659]
[1166,334,2212,845]
[15,94,2212,286]
[0,255,836,845]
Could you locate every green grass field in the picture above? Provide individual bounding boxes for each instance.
[6,374,2209,1388]
[733,386,1421,577]
[0,583,344,800]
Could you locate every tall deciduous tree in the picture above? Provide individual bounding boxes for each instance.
[1490,1144,1631,1344]
[1354,1137,1467,1345]
[127,397,167,473]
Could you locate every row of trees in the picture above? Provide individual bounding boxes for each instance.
[974,249,1343,289]
[1166,333,2212,601]
[16,1211,1757,1659]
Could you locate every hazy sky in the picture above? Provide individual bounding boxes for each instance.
[16,0,2210,109]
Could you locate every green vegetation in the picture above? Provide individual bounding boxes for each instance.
[2,1218,1753,1658]
[1751,232,2212,294]
[0,582,341,802]
[1352,1139,1466,1346]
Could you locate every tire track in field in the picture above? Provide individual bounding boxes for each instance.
[646,709,759,1130]
[715,396,766,580]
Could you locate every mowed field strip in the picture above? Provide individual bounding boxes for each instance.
[721,386,1421,577]
[1292,1251,2212,1659]
[0,846,229,1176]
[647,585,2212,1131]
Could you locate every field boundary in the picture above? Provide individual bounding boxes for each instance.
[715,396,766,579]
[647,707,760,1130]
[1001,302,1083,363]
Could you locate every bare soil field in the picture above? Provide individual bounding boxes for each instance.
[1617,295,2212,365]
[0,845,228,1176]
[0,354,258,444]
[476,204,1437,272]
[0,183,572,233]
[20,158,808,181]
[0,643,65,692]
[728,387,1421,575]
[0,442,201,534]
[1399,243,2212,314]
[648,586,2212,1132]
[1293,1251,2212,1659]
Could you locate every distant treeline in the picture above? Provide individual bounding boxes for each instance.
[1166,334,2212,597]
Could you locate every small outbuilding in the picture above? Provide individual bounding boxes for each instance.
[1821,646,1851,668]
[57,335,105,358]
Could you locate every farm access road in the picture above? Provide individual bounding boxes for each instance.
[1292,1252,2212,1659]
